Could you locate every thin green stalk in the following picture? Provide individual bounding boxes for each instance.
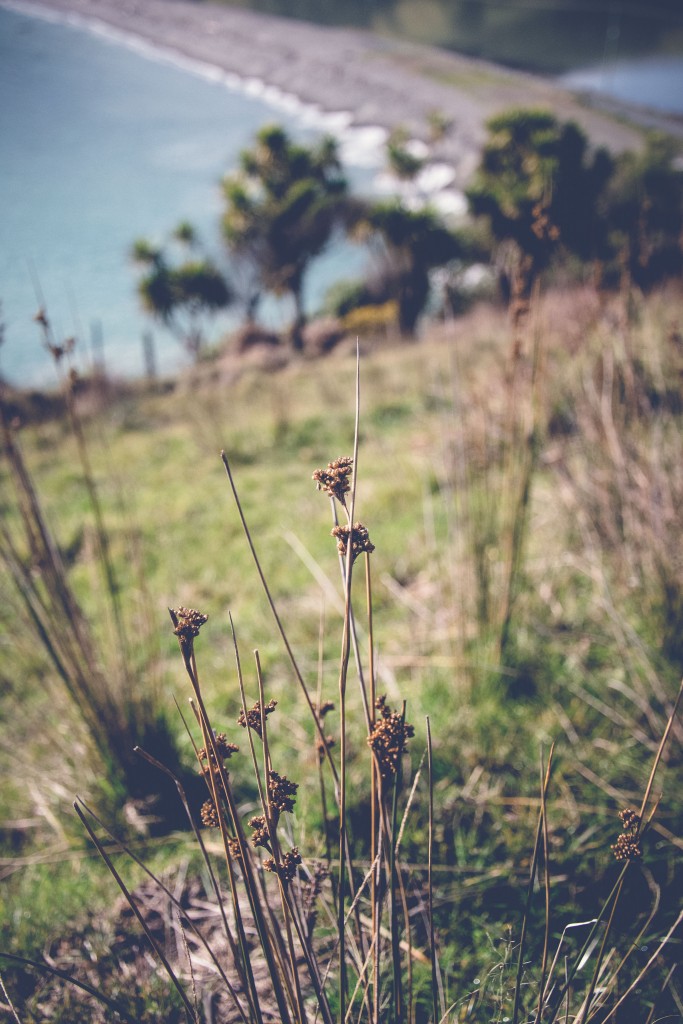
[426,718,443,1024]
[534,747,553,1024]
[569,677,683,1024]
[389,703,407,1024]
[512,743,554,1024]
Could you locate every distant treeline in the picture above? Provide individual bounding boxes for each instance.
[213,0,683,73]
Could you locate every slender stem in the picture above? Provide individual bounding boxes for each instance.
[513,743,554,1024]
[639,676,683,822]
[75,802,197,1022]
[389,703,407,1023]
[368,554,379,1024]
[256,655,335,1024]
[338,345,362,1023]
[236,636,305,1024]
[338,550,353,1022]
[534,747,552,1024]
[81,789,250,1024]
[426,718,442,1024]
[171,625,269,1024]
[0,952,143,1024]
[543,863,630,1024]
[577,876,624,1023]
[221,451,339,787]
[597,909,683,1024]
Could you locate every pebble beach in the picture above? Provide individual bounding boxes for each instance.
[5,0,650,188]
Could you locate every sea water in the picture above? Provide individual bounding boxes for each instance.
[0,3,380,386]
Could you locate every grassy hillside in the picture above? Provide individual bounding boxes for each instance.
[1,285,681,1020]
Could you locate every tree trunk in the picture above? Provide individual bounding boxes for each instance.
[290,286,306,351]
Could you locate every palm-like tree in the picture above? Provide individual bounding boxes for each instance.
[222,125,348,350]
[357,200,463,335]
[132,226,232,361]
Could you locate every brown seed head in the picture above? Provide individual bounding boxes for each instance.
[264,848,302,884]
[198,732,239,764]
[248,814,271,848]
[171,607,208,644]
[618,808,640,832]
[200,799,220,829]
[227,837,242,860]
[331,522,375,561]
[611,833,642,862]
[268,770,298,814]
[237,699,277,737]
[313,456,353,506]
[368,697,414,779]
[612,807,643,862]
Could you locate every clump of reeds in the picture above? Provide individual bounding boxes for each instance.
[0,310,183,823]
[18,354,675,1024]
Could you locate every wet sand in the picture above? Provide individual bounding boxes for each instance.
[7,0,651,186]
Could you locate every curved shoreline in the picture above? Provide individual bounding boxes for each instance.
[4,0,652,187]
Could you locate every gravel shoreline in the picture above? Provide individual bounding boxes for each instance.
[7,0,651,187]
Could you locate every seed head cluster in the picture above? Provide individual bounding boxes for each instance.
[171,607,208,644]
[238,699,278,737]
[331,522,375,561]
[312,456,353,507]
[368,696,414,779]
[264,848,302,884]
[248,814,271,848]
[198,732,239,775]
[268,770,298,814]
[200,798,220,829]
[611,807,642,862]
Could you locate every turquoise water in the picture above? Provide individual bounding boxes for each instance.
[562,55,683,116]
[0,4,374,386]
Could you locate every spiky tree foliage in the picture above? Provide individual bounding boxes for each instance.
[222,125,348,350]
[466,109,613,295]
[132,227,232,361]
[386,127,425,182]
[356,200,464,335]
[605,132,683,290]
